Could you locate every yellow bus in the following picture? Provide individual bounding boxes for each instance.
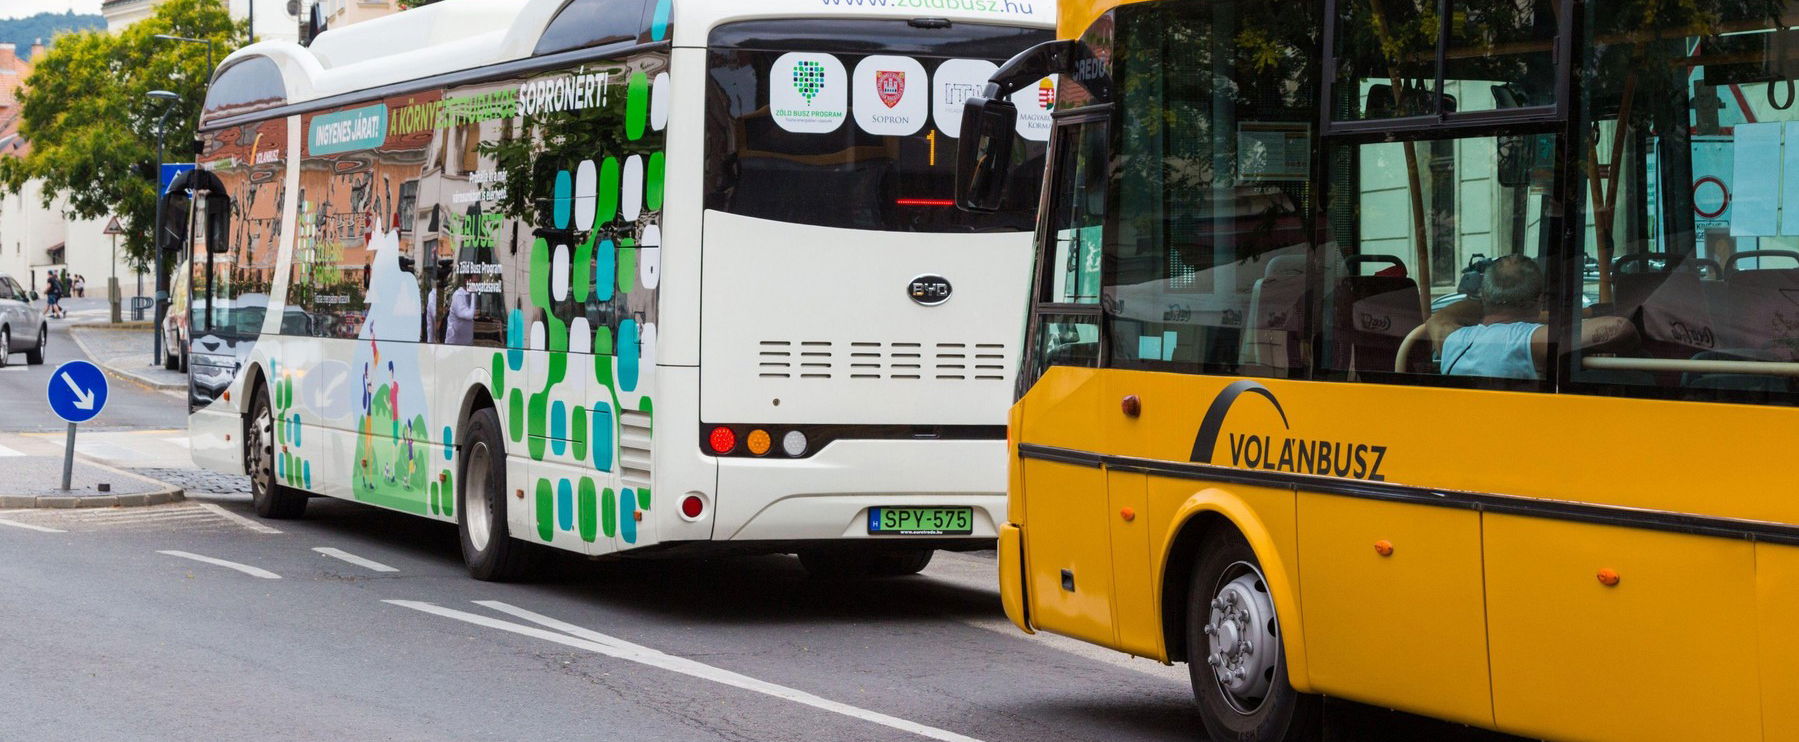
[957,0,1799,740]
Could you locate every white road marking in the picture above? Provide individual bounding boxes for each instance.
[313,547,398,573]
[157,550,281,579]
[0,444,24,457]
[198,503,283,534]
[0,518,66,533]
[163,437,191,448]
[388,600,984,742]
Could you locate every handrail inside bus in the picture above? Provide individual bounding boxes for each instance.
[1583,356,1799,377]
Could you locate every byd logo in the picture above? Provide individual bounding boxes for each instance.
[1189,380,1391,482]
[909,275,953,306]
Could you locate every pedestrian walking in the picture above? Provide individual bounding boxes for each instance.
[44,276,64,319]
[74,275,86,298]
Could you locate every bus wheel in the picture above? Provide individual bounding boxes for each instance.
[798,547,934,578]
[248,388,307,519]
[1187,529,1319,742]
[458,408,536,582]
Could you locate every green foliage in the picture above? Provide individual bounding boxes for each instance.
[0,11,104,58]
[0,0,243,268]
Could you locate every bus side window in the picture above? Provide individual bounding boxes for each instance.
[1022,118,1108,388]
[1321,132,1558,386]
[1093,1,1319,380]
[1570,8,1799,404]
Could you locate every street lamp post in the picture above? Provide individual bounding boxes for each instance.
[152,34,214,78]
[147,90,181,367]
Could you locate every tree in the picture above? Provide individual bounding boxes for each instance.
[0,0,242,269]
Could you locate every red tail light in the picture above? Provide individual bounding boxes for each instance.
[707,426,736,455]
[681,495,706,519]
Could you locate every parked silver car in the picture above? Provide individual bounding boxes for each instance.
[0,272,47,367]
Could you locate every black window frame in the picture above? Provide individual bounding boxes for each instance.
[1319,0,1574,137]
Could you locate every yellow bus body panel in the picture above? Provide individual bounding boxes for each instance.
[1757,543,1799,741]
[1484,515,1758,741]
[1297,494,1492,727]
[1058,0,1152,38]
[1010,367,1799,739]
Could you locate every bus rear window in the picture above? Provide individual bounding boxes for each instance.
[704,21,1051,233]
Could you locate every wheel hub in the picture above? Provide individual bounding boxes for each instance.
[465,441,492,551]
[1204,564,1279,714]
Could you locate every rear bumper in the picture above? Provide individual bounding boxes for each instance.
[714,438,1007,543]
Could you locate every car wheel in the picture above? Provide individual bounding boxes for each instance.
[24,326,44,365]
[163,343,180,370]
[458,407,537,581]
[1187,528,1320,742]
[248,386,307,519]
[0,328,10,368]
[799,547,935,578]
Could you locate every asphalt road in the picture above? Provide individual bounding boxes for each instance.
[0,320,179,433]
[0,318,1526,742]
[0,493,1205,742]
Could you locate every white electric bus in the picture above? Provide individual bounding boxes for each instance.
[177,0,1055,579]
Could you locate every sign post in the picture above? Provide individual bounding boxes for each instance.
[47,361,109,491]
[104,216,126,324]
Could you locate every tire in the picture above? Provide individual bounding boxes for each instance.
[163,344,179,370]
[1187,529,1320,742]
[24,326,44,365]
[247,387,308,519]
[0,328,9,369]
[458,407,537,581]
[799,547,935,579]
[178,347,188,373]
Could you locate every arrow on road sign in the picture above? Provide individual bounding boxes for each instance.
[47,360,109,425]
[62,372,96,410]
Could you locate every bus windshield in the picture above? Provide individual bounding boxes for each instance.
[705,20,1052,233]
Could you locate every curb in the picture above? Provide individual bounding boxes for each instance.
[0,461,185,509]
[66,327,187,393]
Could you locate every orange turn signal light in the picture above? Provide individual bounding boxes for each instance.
[1119,507,1135,522]
[1597,568,1621,587]
[1374,540,1395,557]
[746,429,772,456]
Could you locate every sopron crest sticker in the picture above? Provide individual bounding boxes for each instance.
[1190,379,1391,482]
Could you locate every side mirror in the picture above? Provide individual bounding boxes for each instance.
[206,193,231,254]
[956,96,1018,213]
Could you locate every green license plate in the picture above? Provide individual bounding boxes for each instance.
[868,507,974,535]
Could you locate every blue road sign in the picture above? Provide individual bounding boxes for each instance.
[160,163,196,196]
[47,361,109,424]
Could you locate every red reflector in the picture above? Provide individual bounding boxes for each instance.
[681,495,705,519]
[896,198,956,207]
[707,426,736,454]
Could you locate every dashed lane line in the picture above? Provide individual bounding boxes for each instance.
[198,503,284,534]
[157,550,281,579]
[0,518,66,533]
[313,547,398,573]
[387,600,985,742]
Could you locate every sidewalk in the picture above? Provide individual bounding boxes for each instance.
[0,434,184,508]
[68,325,186,392]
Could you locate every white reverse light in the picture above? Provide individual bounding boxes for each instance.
[781,430,808,457]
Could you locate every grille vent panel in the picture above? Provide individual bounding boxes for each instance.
[756,341,1008,381]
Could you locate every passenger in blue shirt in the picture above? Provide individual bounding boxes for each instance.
[1427,255,1636,380]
